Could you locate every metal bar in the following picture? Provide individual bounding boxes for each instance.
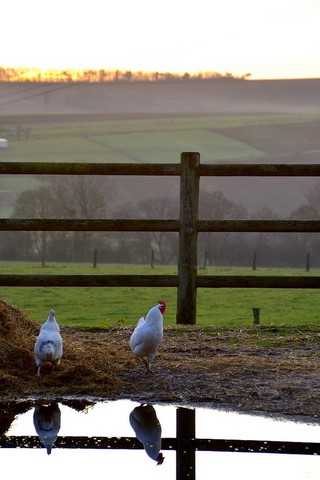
[0,274,179,287]
[199,163,320,177]
[0,162,180,176]
[0,218,180,232]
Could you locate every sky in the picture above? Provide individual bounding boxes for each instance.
[1,0,319,79]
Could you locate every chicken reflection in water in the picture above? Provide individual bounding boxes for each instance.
[33,402,61,455]
[129,404,164,465]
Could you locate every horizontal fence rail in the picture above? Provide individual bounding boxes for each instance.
[199,163,320,177]
[0,219,181,232]
[1,219,320,233]
[0,274,179,287]
[0,275,319,288]
[2,435,319,455]
[3,161,320,176]
[0,162,180,176]
[2,152,320,324]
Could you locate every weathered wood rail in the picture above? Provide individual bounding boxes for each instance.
[1,152,320,324]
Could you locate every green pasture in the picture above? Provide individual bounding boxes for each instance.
[1,113,318,166]
[0,137,129,163]
[0,262,319,329]
[92,130,262,163]
[1,111,319,218]
[1,113,312,140]
[1,124,264,164]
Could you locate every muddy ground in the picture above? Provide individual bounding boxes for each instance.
[1,299,320,421]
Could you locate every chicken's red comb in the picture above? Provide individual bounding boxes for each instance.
[158,300,166,313]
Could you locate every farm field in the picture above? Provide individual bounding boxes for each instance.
[0,262,319,328]
[1,113,319,164]
[1,112,320,217]
[0,113,301,164]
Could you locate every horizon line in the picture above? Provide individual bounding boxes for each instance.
[0,66,319,82]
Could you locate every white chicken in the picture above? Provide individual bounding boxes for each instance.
[129,403,164,464]
[129,301,166,373]
[34,309,63,377]
[33,402,61,455]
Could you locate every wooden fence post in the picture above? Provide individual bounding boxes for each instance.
[93,248,98,268]
[203,251,208,270]
[176,152,200,325]
[306,252,310,271]
[252,250,257,271]
[252,307,260,325]
[176,407,196,480]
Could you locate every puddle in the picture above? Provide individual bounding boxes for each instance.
[1,399,320,479]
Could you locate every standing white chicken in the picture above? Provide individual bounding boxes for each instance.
[34,309,63,377]
[130,301,166,373]
[129,403,164,464]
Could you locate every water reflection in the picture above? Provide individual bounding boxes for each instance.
[33,402,61,455]
[1,399,320,480]
[129,403,164,464]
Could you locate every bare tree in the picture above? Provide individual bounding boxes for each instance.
[250,207,279,269]
[12,176,117,263]
[46,175,117,261]
[46,175,114,219]
[198,191,247,266]
[306,183,320,211]
[115,196,179,265]
[12,187,57,266]
[289,203,319,258]
[137,197,179,264]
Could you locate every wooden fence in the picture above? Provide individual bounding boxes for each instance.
[1,152,320,324]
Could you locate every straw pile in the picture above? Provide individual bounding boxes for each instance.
[0,299,125,398]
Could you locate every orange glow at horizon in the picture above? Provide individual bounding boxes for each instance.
[0,66,253,82]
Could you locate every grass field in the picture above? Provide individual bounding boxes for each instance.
[0,116,269,164]
[0,261,319,329]
[2,114,318,165]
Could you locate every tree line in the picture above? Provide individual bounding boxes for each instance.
[0,66,251,83]
[1,177,320,269]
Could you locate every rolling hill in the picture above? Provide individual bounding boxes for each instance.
[0,78,320,218]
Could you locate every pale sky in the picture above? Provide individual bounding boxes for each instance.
[1,0,319,79]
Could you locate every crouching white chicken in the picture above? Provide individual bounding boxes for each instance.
[34,309,63,377]
[129,301,166,373]
[129,403,164,464]
[33,401,61,455]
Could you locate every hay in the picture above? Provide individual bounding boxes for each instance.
[0,300,37,372]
